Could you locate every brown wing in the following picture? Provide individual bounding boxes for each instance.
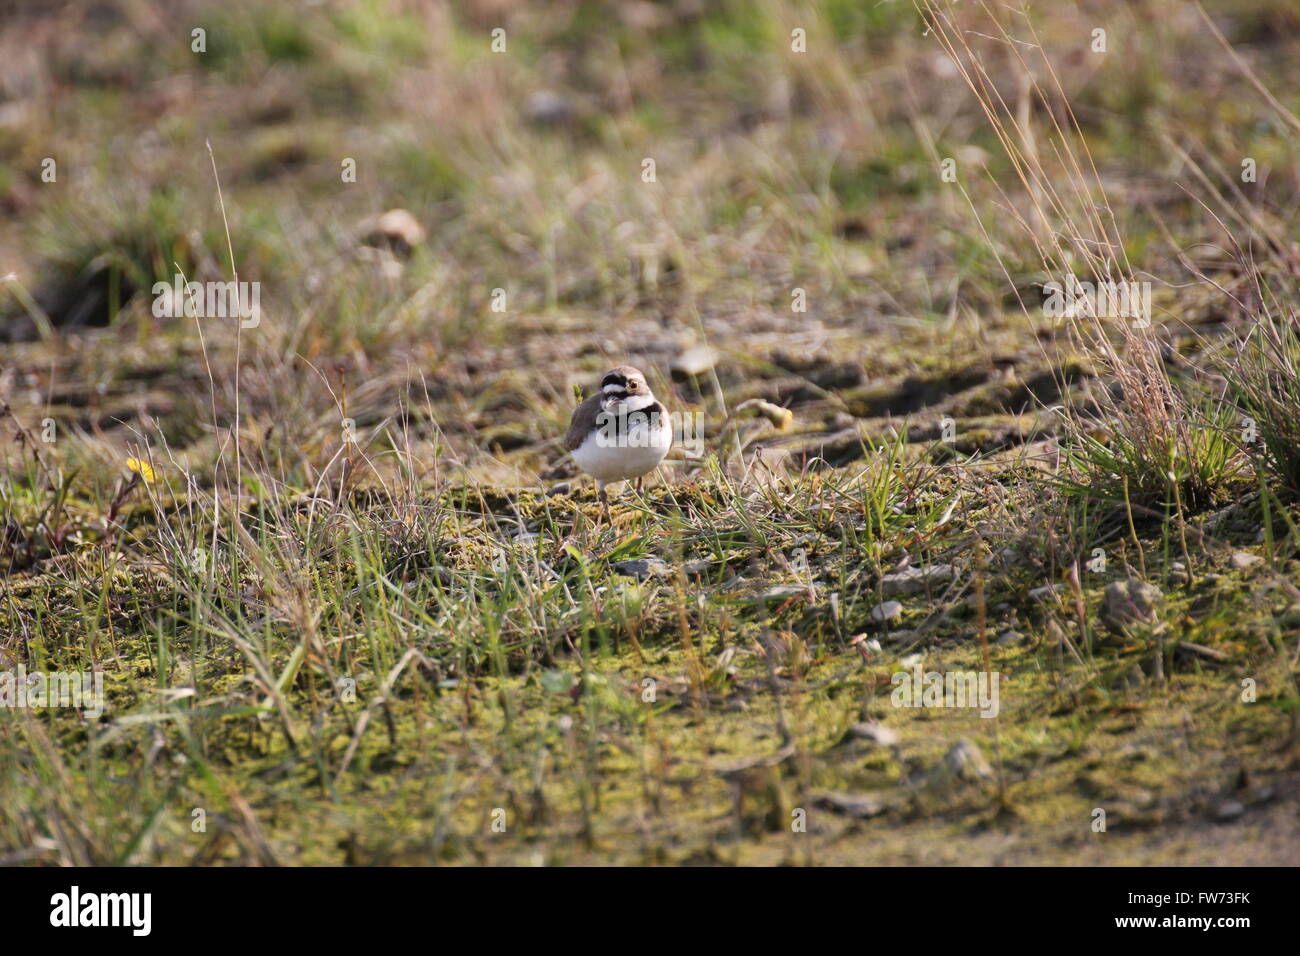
[564,393,603,451]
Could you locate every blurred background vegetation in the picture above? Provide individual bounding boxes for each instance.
[1,0,1296,483]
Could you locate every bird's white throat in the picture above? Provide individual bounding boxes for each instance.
[603,392,656,414]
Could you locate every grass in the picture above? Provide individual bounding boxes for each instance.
[0,0,1298,865]
[1227,307,1300,497]
[1055,335,1244,517]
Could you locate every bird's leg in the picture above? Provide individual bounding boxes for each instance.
[634,476,643,494]
[598,482,611,525]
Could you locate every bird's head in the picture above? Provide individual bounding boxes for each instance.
[599,365,654,413]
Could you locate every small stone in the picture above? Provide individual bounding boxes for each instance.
[1214,799,1245,822]
[670,344,718,378]
[546,481,571,496]
[812,790,888,819]
[1230,552,1262,571]
[1028,583,1061,603]
[360,208,425,257]
[927,739,993,792]
[611,557,673,580]
[880,564,954,597]
[1099,578,1164,636]
[996,629,1024,646]
[847,722,900,747]
[830,411,856,429]
[847,634,882,660]
[523,89,573,125]
[945,739,993,782]
[683,559,713,576]
[869,600,904,624]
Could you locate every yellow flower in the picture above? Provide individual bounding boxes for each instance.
[126,458,156,483]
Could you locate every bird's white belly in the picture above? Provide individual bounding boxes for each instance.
[572,415,671,483]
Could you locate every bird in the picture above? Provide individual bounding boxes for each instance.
[565,365,672,519]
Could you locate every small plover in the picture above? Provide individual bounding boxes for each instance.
[565,365,672,517]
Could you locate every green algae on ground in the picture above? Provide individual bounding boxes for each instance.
[3,474,1297,864]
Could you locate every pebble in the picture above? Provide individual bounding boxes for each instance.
[611,557,673,580]
[523,89,573,125]
[880,564,954,596]
[1028,583,1061,602]
[1214,800,1246,822]
[927,739,994,792]
[847,722,900,747]
[360,208,425,257]
[869,600,904,624]
[670,344,718,377]
[945,739,993,782]
[1230,552,1262,571]
[761,584,812,601]
[813,791,887,819]
[1100,579,1163,636]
